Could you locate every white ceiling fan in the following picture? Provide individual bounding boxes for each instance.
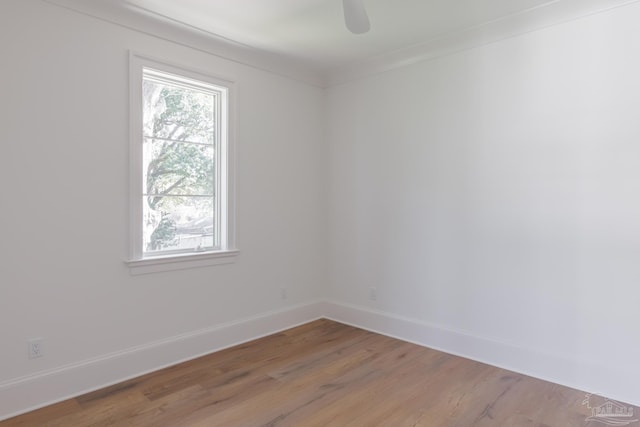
[343,0,370,34]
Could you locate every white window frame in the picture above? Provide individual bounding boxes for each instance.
[127,53,237,274]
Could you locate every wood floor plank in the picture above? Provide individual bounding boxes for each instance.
[1,320,637,426]
[44,387,149,427]
[119,384,212,427]
[0,400,82,427]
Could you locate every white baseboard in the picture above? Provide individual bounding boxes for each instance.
[3,299,637,421]
[0,300,325,421]
[323,300,640,407]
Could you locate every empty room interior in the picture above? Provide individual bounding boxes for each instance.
[2,0,640,425]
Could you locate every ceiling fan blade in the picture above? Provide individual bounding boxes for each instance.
[343,0,370,34]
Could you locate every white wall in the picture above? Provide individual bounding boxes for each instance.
[327,3,640,405]
[0,0,326,418]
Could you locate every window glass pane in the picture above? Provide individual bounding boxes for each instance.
[143,196,215,253]
[133,63,230,261]
[143,79,215,144]
[142,139,214,196]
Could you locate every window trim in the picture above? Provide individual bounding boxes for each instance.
[127,52,237,274]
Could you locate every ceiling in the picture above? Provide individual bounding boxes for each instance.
[122,0,555,70]
[46,0,639,85]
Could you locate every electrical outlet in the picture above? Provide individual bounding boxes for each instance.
[280,287,288,300]
[28,338,44,359]
[369,287,377,301]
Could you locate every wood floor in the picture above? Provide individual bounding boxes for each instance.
[1,319,636,426]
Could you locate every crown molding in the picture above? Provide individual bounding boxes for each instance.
[42,0,326,87]
[43,0,640,89]
[326,0,640,86]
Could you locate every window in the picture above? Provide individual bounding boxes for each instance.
[128,54,237,274]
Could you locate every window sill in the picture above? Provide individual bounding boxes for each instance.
[126,249,239,275]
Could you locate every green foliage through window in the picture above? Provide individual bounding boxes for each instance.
[142,71,218,253]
